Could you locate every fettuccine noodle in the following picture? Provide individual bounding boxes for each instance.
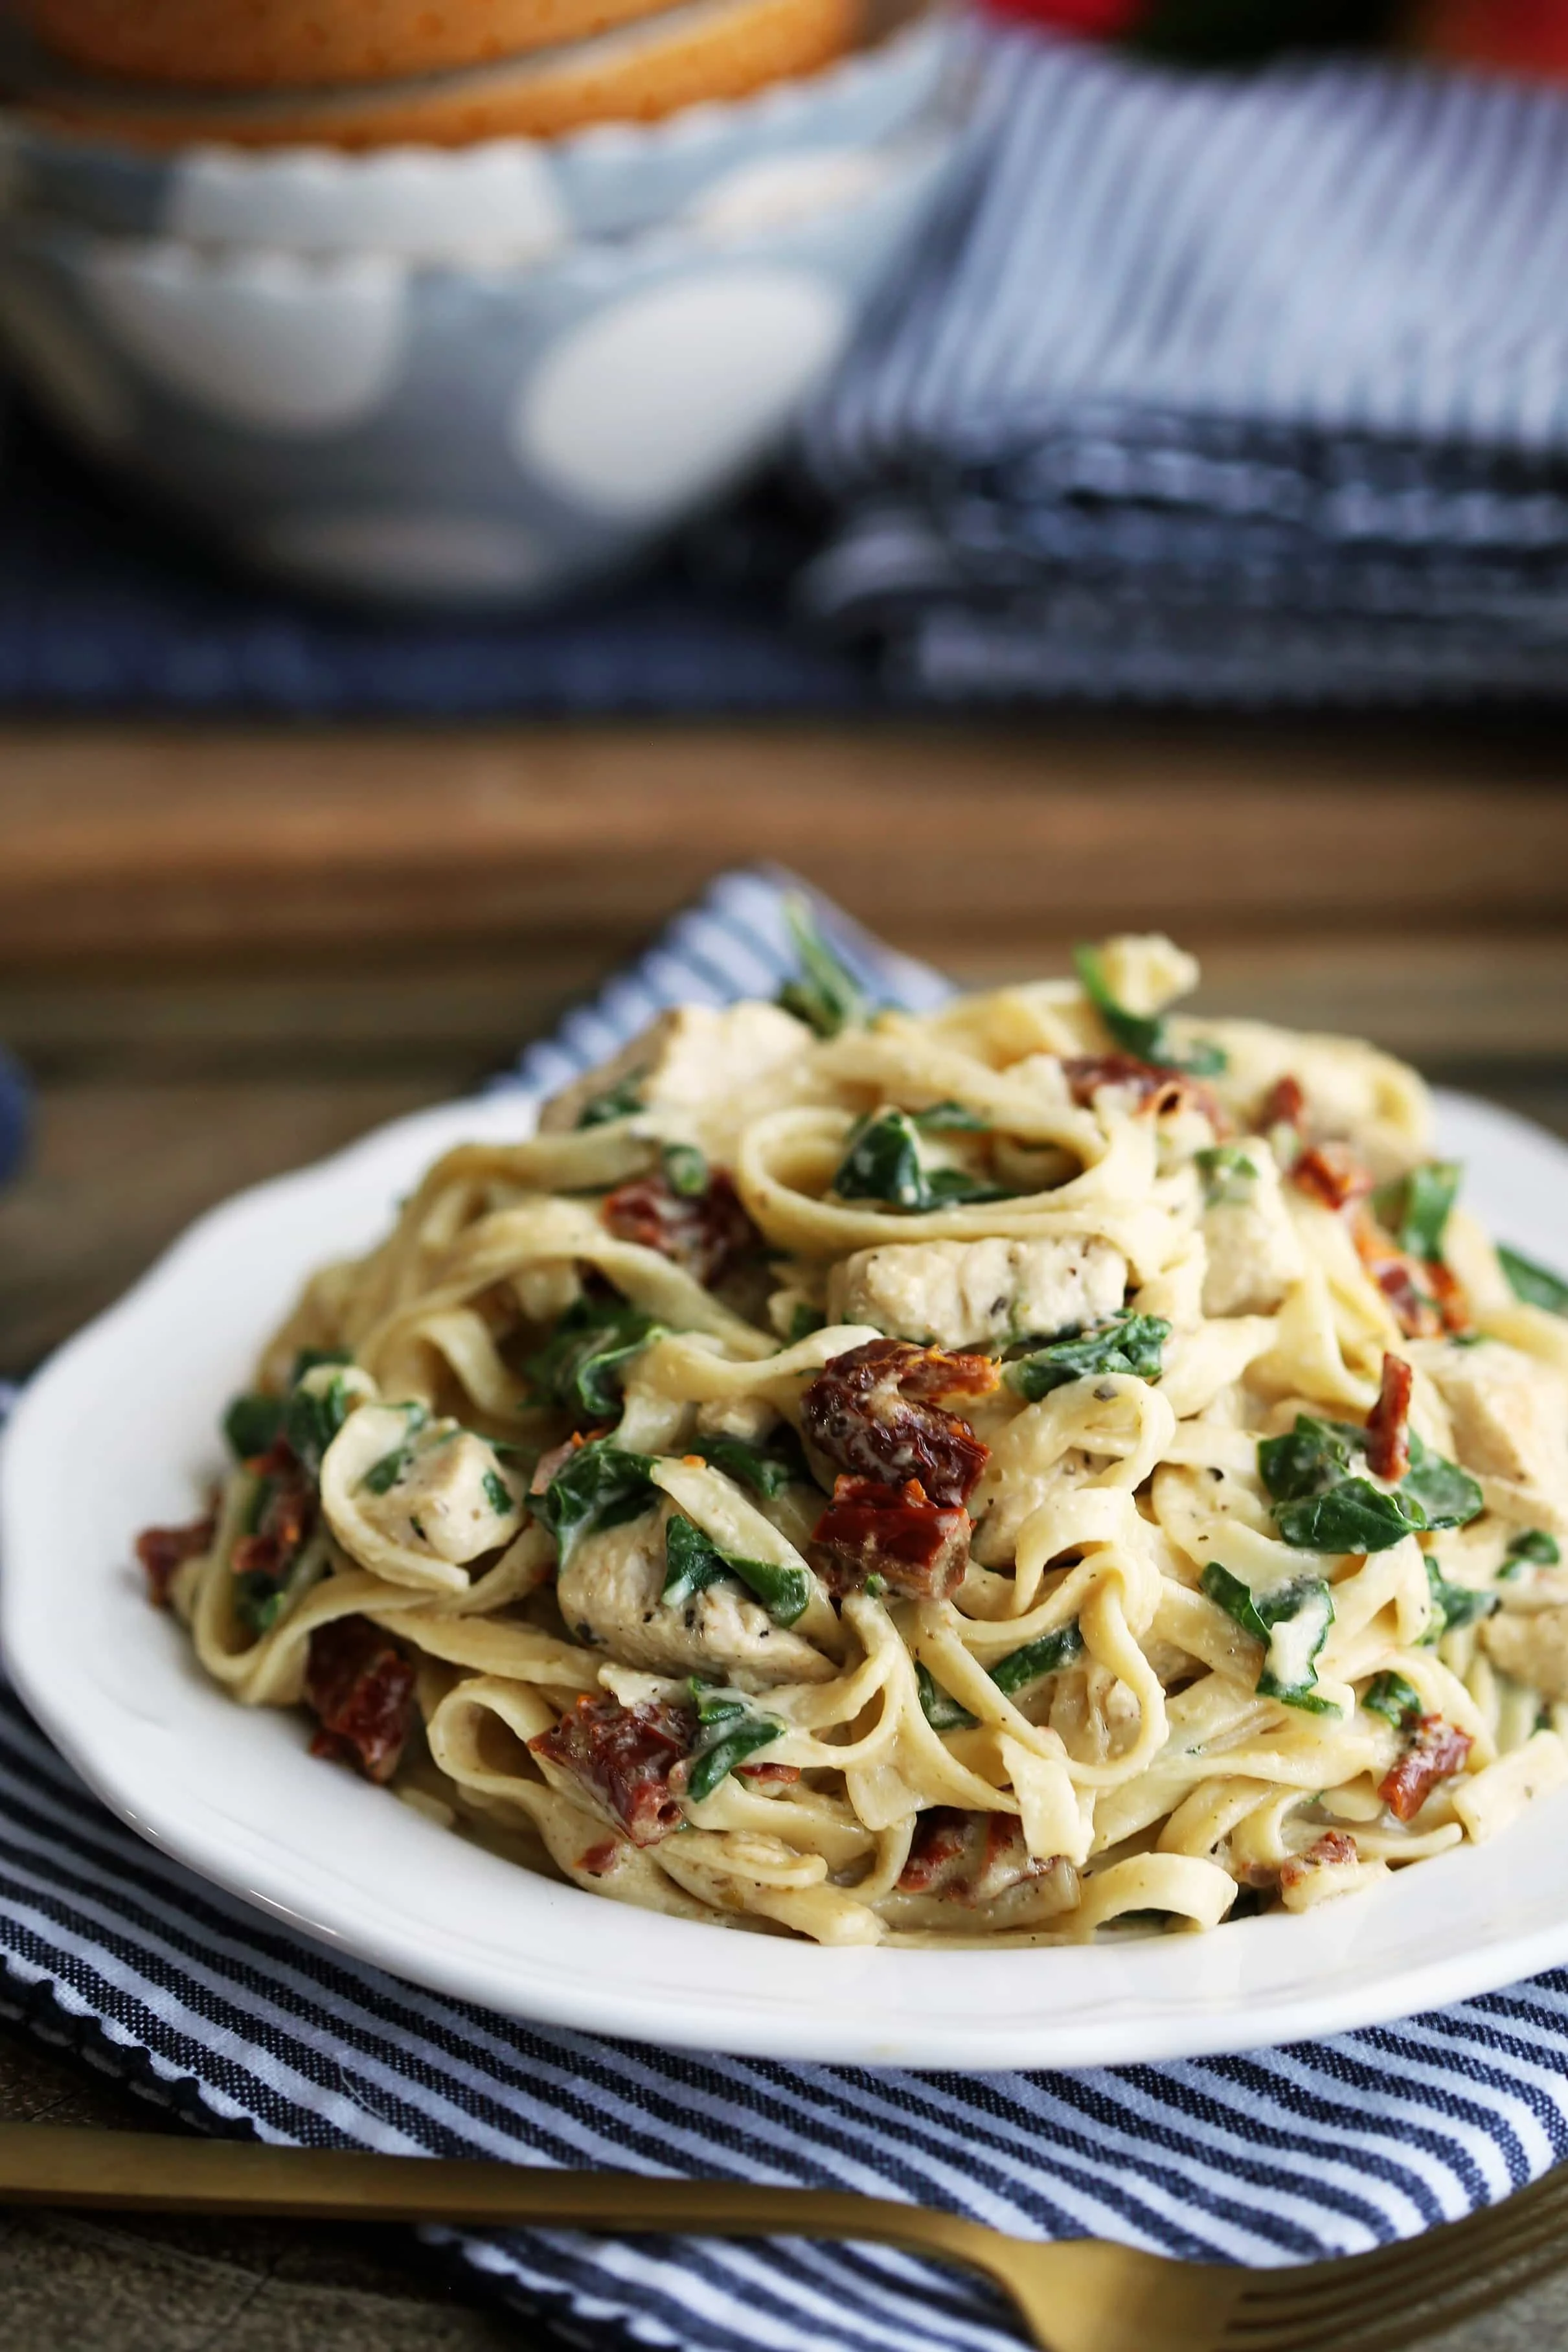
[136,924,1568,1948]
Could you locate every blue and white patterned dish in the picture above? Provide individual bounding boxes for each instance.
[0,112,960,603]
[0,12,956,256]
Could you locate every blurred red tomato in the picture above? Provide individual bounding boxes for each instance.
[1412,0,1568,76]
[982,0,1146,30]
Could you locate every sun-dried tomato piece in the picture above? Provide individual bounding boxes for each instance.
[898,1809,1047,1902]
[135,1513,216,1606]
[530,1692,694,1846]
[812,1474,971,1601]
[1378,1716,1473,1823]
[1364,1353,1414,1484]
[602,1166,760,1289]
[799,1338,997,1507]
[1278,1829,1359,1894]
[305,1616,416,1785]
[1062,1053,1222,1128]
[231,1442,317,1591]
[1260,1074,1306,1136]
[1290,1143,1375,1213]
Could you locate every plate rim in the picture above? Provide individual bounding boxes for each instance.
[6,1082,1568,2069]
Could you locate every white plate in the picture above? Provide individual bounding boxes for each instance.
[3,1085,1567,2070]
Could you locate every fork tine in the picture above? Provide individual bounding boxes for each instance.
[1222,2172,1568,2350]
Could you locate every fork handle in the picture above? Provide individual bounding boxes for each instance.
[0,2122,1000,2280]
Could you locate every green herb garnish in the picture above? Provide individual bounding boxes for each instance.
[661,1511,809,1625]
[1199,1564,1337,1711]
[525,1296,664,1422]
[1073,943,1226,1078]
[777,895,869,1040]
[1499,1245,1568,1317]
[1007,1312,1170,1402]
[1372,1161,1461,1262]
[915,1661,979,1731]
[661,1142,709,1199]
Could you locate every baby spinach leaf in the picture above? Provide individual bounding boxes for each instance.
[988,1619,1085,1695]
[690,1428,807,1499]
[915,1660,979,1731]
[1256,1415,1361,1503]
[358,1403,431,1497]
[1499,1244,1568,1317]
[525,1296,664,1422]
[1273,1481,1421,1553]
[832,1108,1012,1213]
[777,895,870,1040]
[683,1680,784,1801]
[223,1392,284,1462]
[1007,1312,1170,1402]
[1503,1528,1561,1575]
[1199,1565,1336,1710]
[1372,1161,1461,1262]
[1400,1433,1483,1531]
[661,1511,810,1626]
[574,1077,644,1130]
[284,1373,356,1475]
[788,1303,826,1344]
[913,1101,989,1134]
[1363,1670,1424,1728]
[538,1439,657,1566]
[482,1468,515,1516]
[1073,943,1227,1077]
[1424,1560,1499,1639]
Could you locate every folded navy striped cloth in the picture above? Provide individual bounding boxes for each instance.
[800,29,1568,701]
[6,869,1568,2352]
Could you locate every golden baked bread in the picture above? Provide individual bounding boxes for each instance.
[20,0,861,146]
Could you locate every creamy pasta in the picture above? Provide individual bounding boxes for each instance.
[135,920,1568,1948]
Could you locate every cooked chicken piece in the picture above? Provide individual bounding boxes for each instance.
[361,1431,519,1566]
[1409,1338,1568,1535]
[1484,1604,1568,1702]
[1201,1148,1306,1318]
[539,1003,811,1134]
[557,1501,834,1687]
[825,1237,1127,1353]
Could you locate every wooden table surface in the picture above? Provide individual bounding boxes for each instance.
[2,714,1567,2350]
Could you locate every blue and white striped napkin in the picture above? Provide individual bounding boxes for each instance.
[799,30,1568,702]
[5,868,1568,2352]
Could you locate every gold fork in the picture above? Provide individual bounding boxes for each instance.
[3,2121,1566,2352]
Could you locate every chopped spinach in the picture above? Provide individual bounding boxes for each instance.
[1073,943,1227,1078]
[1363,1670,1424,1728]
[1196,1144,1259,1207]
[525,1296,664,1421]
[1424,1559,1499,1639]
[1400,1434,1483,1531]
[690,1427,807,1500]
[291,1347,353,1382]
[283,1372,356,1476]
[1258,1415,1361,1503]
[661,1511,810,1626]
[536,1439,657,1566]
[1007,1312,1170,1402]
[683,1680,784,1802]
[915,1661,979,1730]
[1499,1244,1568,1317]
[359,1405,431,1497]
[777,895,870,1040]
[574,1076,644,1130]
[482,1468,515,1516]
[787,1303,826,1345]
[988,1619,1085,1695]
[661,1141,709,1199]
[1372,1161,1461,1262]
[832,1108,1012,1213]
[1503,1528,1561,1576]
[1274,1481,1422,1553]
[223,1391,284,1462]
[1199,1564,1337,1711]
[913,1101,990,1134]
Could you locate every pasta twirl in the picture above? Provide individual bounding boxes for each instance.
[135,924,1568,1948]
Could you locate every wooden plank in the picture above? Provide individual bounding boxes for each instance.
[3,724,1568,965]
